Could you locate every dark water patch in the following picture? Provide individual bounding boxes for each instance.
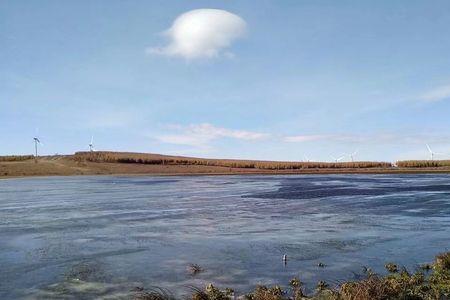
[245,182,450,200]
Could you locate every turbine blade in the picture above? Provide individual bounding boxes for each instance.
[426,144,432,154]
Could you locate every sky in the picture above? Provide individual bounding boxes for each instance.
[2,0,450,162]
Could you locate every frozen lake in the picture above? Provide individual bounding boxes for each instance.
[1,174,450,299]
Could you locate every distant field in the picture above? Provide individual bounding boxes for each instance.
[1,151,450,178]
[0,155,34,162]
[397,160,450,168]
[74,151,392,169]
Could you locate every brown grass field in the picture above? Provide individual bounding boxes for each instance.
[1,151,450,178]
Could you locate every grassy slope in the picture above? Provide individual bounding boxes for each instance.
[0,156,247,177]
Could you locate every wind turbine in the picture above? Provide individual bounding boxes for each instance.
[89,136,95,152]
[426,144,442,160]
[349,149,359,162]
[331,155,345,163]
[33,136,42,162]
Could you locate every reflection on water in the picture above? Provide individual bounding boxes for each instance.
[1,174,450,299]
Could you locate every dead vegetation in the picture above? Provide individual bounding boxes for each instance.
[397,160,450,168]
[0,155,34,162]
[135,251,450,300]
[134,287,176,300]
[4,152,450,178]
[187,264,204,275]
[74,151,391,170]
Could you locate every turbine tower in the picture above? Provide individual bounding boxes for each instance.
[349,149,359,162]
[426,144,442,160]
[331,155,344,163]
[33,137,41,162]
[89,136,94,152]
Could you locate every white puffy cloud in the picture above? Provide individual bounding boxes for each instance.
[156,123,268,147]
[420,84,450,102]
[148,9,246,59]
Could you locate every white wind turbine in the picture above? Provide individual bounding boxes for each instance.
[349,149,359,162]
[331,155,345,163]
[89,136,95,152]
[33,129,43,162]
[426,144,443,160]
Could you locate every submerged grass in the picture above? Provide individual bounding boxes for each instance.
[187,263,204,275]
[133,251,450,300]
[134,287,176,300]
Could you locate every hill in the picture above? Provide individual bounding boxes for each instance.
[1,151,449,178]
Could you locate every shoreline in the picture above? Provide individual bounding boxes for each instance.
[20,251,450,299]
[2,152,450,180]
[2,167,450,180]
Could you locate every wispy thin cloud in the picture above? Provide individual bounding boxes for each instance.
[156,123,269,149]
[85,111,138,129]
[284,132,450,145]
[147,9,246,60]
[420,84,450,102]
[283,135,329,143]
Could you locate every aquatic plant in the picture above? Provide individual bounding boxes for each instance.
[245,285,285,300]
[384,262,399,273]
[191,284,232,300]
[187,263,204,275]
[316,280,329,291]
[134,287,176,300]
[289,277,302,288]
[339,274,394,300]
[289,277,305,299]
[182,251,450,300]
[435,252,450,270]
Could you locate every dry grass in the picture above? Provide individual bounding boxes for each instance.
[133,287,176,300]
[397,160,450,168]
[339,274,395,300]
[74,151,392,170]
[3,151,450,178]
[0,155,34,162]
[183,251,450,300]
[187,264,204,275]
[384,263,398,273]
[191,284,233,300]
[435,252,450,270]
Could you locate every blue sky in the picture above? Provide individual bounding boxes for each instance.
[2,0,450,162]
